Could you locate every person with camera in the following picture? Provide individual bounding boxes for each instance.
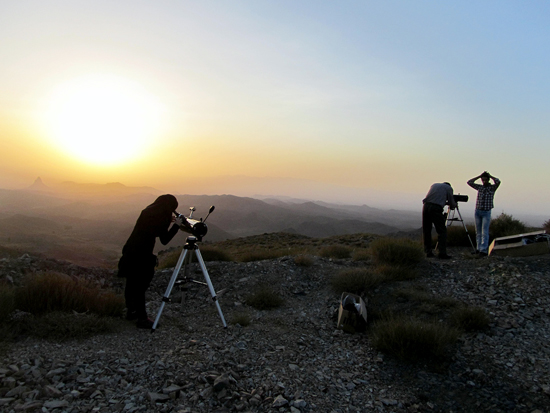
[422,182,456,259]
[117,194,190,328]
[467,171,501,257]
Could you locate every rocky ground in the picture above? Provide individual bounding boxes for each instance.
[1,244,550,412]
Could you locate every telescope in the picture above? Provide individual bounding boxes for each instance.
[453,194,468,203]
[174,206,215,241]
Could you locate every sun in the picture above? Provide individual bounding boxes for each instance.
[45,74,164,165]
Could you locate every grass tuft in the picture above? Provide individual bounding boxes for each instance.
[375,264,420,282]
[240,250,287,262]
[245,284,284,310]
[293,255,314,267]
[230,311,252,326]
[352,249,371,261]
[451,306,491,331]
[330,268,386,295]
[371,315,459,361]
[319,245,352,259]
[369,238,424,266]
[0,283,15,320]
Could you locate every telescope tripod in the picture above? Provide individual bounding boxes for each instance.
[152,236,227,332]
[442,204,477,253]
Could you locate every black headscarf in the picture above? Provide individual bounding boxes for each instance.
[122,194,179,256]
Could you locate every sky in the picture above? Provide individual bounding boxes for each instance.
[0,1,549,221]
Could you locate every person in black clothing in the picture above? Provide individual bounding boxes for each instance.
[422,182,456,259]
[118,194,189,329]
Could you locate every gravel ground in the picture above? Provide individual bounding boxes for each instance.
[2,246,550,412]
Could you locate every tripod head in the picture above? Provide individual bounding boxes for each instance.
[174,205,215,242]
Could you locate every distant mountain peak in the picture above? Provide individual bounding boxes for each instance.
[27,177,50,192]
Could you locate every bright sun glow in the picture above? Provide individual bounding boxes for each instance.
[45,74,164,165]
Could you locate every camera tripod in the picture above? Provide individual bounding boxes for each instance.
[442,203,477,253]
[151,235,227,331]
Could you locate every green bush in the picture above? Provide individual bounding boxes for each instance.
[319,245,352,259]
[15,272,124,317]
[371,316,459,361]
[369,238,424,266]
[245,284,284,310]
[330,268,386,295]
[451,306,490,331]
[490,213,527,239]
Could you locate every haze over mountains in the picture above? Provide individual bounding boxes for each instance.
[0,178,421,267]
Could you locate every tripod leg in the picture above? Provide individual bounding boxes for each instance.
[456,208,477,253]
[195,249,227,328]
[180,250,194,313]
[152,249,189,332]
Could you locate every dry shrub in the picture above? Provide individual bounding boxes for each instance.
[294,255,314,267]
[13,311,120,340]
[375,264,420,282]
[352,249,371,261]
[240,250,287,262]
[369,238,424,266]
[319,245,352,259]
[330,268,386,295]
[15,272,124,317]
[371,315,459,361]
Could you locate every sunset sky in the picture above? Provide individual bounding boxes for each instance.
[1,1,549,219]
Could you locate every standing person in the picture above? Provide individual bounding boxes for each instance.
[467,171,501,257]
[118,194,189,328]
[422,182,456,259]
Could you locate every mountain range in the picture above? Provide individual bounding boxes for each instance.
[0,178,420,267]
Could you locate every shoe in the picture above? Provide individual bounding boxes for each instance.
[471,250,480,255]
[136,318,155,329]
[126,311,138,321]
[438,253,452,259]
[426,252,435,258]
[478,252,488,258]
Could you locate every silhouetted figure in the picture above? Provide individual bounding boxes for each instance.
[118,194,185,328]
[422,182,456,259]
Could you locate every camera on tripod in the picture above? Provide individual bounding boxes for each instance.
[453,194,468,203]
[174,206,215,241]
